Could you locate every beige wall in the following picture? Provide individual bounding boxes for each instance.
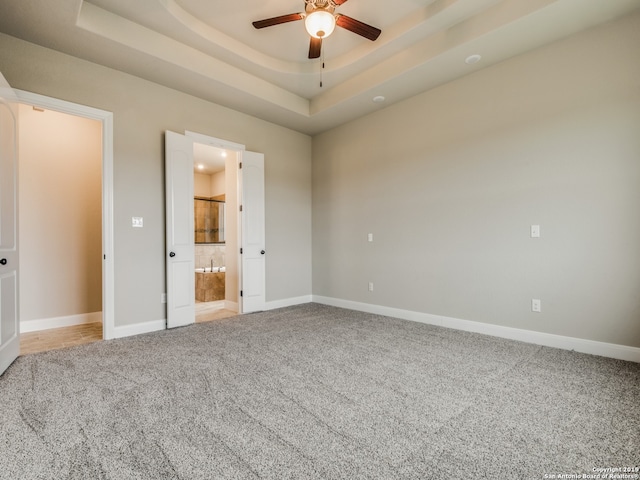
[0,33,312,328]
[194,171,225,199]
[194,172,212,197]
[211,170,225,198]
[18,104,102,322]
[312,12,640,347]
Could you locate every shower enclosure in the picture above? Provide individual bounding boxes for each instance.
[194,197,225,244]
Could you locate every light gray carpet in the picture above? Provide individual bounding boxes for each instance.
[1,304,638,479]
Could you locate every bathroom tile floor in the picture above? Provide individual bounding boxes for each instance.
[195,301,237,323]
[19,303,237,356]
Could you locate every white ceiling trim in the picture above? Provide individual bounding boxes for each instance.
[160,0,502,76]
[159,0,314,75]
[77,1,311,117]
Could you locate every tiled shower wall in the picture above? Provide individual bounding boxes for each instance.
[195,244,225,269]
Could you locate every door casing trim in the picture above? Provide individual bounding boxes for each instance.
[15,89,115,339]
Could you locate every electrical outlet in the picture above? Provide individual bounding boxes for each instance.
[368,282,374,292]
[161,293,167,304]
[368,233,373,242]
[531,299,541,312]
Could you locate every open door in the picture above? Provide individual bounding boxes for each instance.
[165,131,195,328]
[0,73,19,376]
[239,151,266,313]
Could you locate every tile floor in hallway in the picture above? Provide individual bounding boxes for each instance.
[20,322,103,355]
[19,302,237,355]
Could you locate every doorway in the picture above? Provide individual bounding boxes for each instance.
[17,104,103,353]
[14,90,115,347]
[192,142,237,323]
[165,130,265,329]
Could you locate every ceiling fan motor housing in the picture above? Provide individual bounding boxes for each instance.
[305,0,340,10]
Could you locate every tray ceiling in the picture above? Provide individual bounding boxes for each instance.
[0,0,638,135]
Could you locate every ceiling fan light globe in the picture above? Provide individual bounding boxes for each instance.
[305,10,336,39]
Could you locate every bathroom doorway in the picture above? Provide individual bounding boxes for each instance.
[166,130,265,327]
[192,143,237,323]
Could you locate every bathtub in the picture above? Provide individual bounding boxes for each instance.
[195,266,226,273]
[195,268,226,302]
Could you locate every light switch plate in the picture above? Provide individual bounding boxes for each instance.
[531,225,540,238]
[132,217,143,228]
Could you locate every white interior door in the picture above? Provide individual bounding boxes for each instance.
[240,151,266,313]
[165,131,195,328]
[0,73,19,375]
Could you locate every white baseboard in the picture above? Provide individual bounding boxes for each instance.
[225,300,239,313]
[21,312,103,333]
[312,296,640,363]
[112,319,166,339]
[265,295,313,311]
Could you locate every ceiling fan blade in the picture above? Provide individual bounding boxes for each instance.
[252,13,304,29]
[309,37,322,59]
[335,15,381,41]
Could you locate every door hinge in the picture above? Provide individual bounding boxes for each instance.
[240,248,243,254]
[240,290,243,297]
[239,162,242,169]
[239,205,243,212]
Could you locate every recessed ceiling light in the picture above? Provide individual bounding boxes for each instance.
[372,95,385,103]
[197,164,204,170]
[465,54,482,65]
[221,151,227,158]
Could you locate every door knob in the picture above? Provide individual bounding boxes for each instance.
[0,258,6,265]
[169,252,176,258]
[260,250,265,255]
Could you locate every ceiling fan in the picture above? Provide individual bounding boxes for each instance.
[252,0,382,59]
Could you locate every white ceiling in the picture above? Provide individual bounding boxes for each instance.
[194,143,227,175]
[1,0,639,135]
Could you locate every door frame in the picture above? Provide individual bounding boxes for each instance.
[15,90,115,339]
[185,131,249,313]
